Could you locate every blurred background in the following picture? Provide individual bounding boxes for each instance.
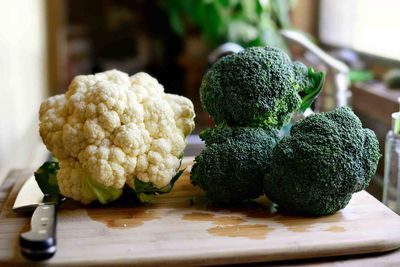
[1,0,400,201]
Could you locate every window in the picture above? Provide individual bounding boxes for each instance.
[319,0,400,61]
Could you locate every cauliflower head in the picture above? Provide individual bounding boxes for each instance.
[39,70,195,204]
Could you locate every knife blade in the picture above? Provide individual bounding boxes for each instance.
[13,175,58,261]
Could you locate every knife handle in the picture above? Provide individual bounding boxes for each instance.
[20,203,57,261]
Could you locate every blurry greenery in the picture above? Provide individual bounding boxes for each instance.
[348,70,374,84]
[384,69,400,89]
[162,0,295,50]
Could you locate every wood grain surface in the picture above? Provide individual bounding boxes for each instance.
[1,161,400,266]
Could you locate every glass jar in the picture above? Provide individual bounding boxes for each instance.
[383,112,400,214]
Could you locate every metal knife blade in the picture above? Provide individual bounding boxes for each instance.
[13,176,44,214]
[13,175,57,261]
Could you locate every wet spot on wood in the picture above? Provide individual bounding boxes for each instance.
[207,224,272,240]
[182,212,246,225]
[86,208,160,229]
[326,225,346,232]
[272,211,344,232]
[182,212,271,239]
[287,226,309,232]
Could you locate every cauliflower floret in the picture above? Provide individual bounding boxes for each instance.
[39,95,69,159]
[39,70,195,204]
[58,158,96,204]
[165,94,195,137]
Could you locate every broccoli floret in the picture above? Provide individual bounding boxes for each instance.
[200,46,325,130]
[293,61,314,90]
[190,127,277,204]
[264,107,381,216]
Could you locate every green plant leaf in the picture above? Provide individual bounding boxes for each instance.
[134,168,185,203]
[34,161,60,197]
[158,169,185,193]
[137,193,155,203]
[227,20,259,44]
[257,0,270,11]
[348,70,374,83]
[240,0,258,22]
[258,16,289,51]
[162,0,293,49]
[269,0,292,28]
[169,9,185,36]
[192,1,207,25]
[201,3,225,46]
[219,0,231,7]
[81,170,122,205]
[35,161,122,204]
[300,68,326,112]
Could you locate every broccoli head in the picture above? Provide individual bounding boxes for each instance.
[200,46,325,130]
[190,127,277,204]
[264,107,381,216]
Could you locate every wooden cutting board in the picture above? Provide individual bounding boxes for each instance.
[1,160,400,266]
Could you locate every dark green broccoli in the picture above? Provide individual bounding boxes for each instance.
[199,46,325,130]
[190,127,277,204]
[264,107,381,216]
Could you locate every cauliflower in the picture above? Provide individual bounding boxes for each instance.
[38,70,195,204]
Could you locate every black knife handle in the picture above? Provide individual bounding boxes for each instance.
[20,203,57,261]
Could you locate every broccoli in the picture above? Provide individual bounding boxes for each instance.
[199,46,325,130]
[264,107,381,216]
[190,127,277,204]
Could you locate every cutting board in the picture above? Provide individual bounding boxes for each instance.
[1,160,400,266]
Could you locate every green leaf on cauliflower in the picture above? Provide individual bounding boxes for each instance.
[35,161,122,205]
[134,168,185,203]
[81,170,123,205]
[34,161,60,198]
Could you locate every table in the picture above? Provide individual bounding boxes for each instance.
[1,169,399,267]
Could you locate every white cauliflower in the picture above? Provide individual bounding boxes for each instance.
[39,70,195,204]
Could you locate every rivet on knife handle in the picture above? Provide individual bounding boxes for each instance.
[20,203,57,261]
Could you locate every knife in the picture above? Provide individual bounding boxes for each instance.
[12,175,58,261]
